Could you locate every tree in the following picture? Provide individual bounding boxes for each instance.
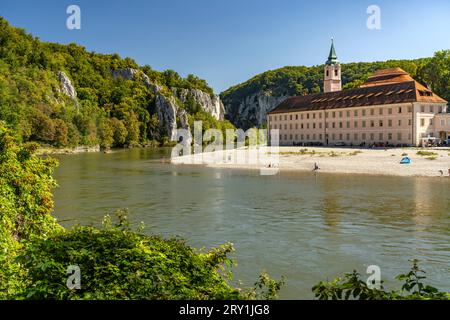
[109,117,127,147]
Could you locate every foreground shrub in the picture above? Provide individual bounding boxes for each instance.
[312,260,450,300]
[14,212,283,300]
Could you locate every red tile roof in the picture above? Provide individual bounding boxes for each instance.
[268,68,447,115]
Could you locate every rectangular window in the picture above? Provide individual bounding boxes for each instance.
[379,120,383,127]
[354,133,358,140]
[301,124,304,129]
[319,134,323,140]
[313,134,316,140]
[379,108,383,115]
[421,105,425,112]
[421,119,425,126]
[295,134,298,140]
[319,113,322,119]
[290,124,292,129]
[388,133,393,140]
[354,110,358,117]
[398,107,402,114]
[285,115,287,120]
[307,123,310,129]
[354,121,358,128]
[370,133,375,140]
[362,110,366,116]
[332,112,336,118]
[388,108,392,115]
[332,122,336,128]
[408,119,412,126]
[379,133,383,140]
[371,120,375,127]
[339,134,343,140]
[408,106,412,113]
[301,114,304,120]
[388,120,392,127]
[295,123,298,129]
[313,113,316,119]
[319,123,322,129]
[290,115,293,120]
[307,113,310,119]
[301,134,304,140]
[370,109,375,116]
[398,120,401,126]
[285,124,287,130]
[362,121,366,128]
[339,122,343,128]
[307,134,310,140]
[346,111,350,117]
[295,114,298,120]
[339,111,343,118]
[346,133,350,141]
[397,133,402,141]
[313,123,316,129]
[362,133,366,140]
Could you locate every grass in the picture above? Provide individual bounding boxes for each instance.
[416,150,438,157]
[426,156,438,161]
[268,148,363,158]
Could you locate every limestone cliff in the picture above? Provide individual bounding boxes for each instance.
[175,88,225,120]
[58,71,77,99]
[222,92,289,130]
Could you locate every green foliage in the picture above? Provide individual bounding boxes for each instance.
[0,121,61,297]
[0,16,225,149]
[312,260,450,300]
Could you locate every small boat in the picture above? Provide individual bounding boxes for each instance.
[400,157,411,165]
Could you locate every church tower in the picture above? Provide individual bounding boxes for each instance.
[324,39,341,93]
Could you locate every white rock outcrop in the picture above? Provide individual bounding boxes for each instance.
[155,94,191,145]
[176,88,225,120]
[58,71,77,99]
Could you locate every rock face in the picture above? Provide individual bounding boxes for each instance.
[111,68,139,81]
[111,68,163,94]
[176,88,225,120]
[58,71,77,99]
[155,94,192,145]
[223,92,289,130]
[111,68,224,143]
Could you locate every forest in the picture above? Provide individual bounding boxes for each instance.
[0,17,232,149]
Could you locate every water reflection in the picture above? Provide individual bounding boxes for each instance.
[52,148,450,298]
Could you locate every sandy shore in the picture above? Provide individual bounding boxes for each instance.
[171,146,450,177]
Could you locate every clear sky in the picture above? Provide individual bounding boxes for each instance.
[1,0,450,93]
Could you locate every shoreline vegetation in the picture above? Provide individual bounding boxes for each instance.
[171,146,450,178]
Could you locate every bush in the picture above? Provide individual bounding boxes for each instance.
[312,260,450,300]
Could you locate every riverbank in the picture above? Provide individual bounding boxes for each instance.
[37,145,101,156]
[171,146,450,177]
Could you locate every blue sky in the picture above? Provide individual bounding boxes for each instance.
[1,0,450,93]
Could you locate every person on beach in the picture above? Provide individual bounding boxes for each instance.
[313,162,320,172]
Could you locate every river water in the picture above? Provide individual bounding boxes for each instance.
[52,148,450,299]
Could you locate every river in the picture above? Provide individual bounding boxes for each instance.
[52,148,450,299]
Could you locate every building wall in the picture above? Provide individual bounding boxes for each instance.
[413,103,448,145]
[268,102,448,147]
